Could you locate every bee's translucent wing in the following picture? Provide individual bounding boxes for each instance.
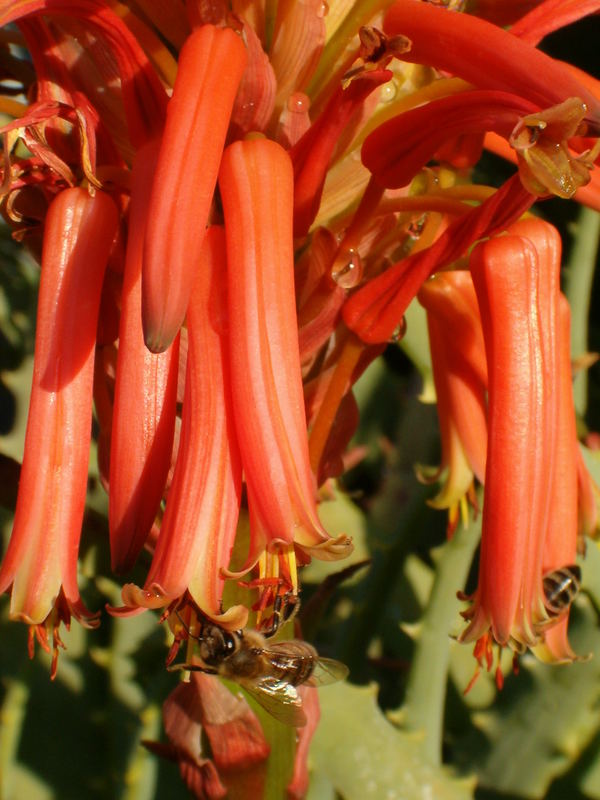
[306,657,349,687]
[261,641,349,687]
[244,677,308,727]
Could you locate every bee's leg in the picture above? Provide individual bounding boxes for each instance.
[262,591,301,638]
[262,593,284,638]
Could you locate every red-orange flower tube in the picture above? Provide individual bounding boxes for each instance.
[508,218,580,662]
[0,187,118,633]
[509,0,600,46]
[417,272,487,517]
[362,90,537,190]
[461,228,560,650]
[383,0,600,121]
[120,227,247,630]
[109,140,180,573]
[219,137,353,574]
[142,24,247,353]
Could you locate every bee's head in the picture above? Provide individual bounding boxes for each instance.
[198,624,240,667]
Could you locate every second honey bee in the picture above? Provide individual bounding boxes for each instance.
[169,623,348,727]
[542,564,581,617]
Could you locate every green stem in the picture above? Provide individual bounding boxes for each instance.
[563,206,600,418]
[336,393,440,671]
[401,509,482,766]
[0,679,29,800]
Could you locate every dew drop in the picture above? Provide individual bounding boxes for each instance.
[331,248,363,289]
[380,80,397,103]
[388,317,407,343]
[287,91,310,114]
[316,0,329,18]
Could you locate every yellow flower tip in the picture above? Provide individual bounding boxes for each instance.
[298,533,354,561]
[121,582,169,610]
[531,613,589,665]
[510,97,596,198]
[206,603,249,632]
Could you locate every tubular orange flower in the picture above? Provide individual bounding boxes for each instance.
[508,218,581,662]
[219,137,353,579]
[417,272,487,520]
[0,187,118,652]
[120,227,247,630]
[362,90,538,190]
[142,23,247,353]
[383,0,600,119]
[509,0,600,46]
[461,224,561,651]
[108,139,180,573]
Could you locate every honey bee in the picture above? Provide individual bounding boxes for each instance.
[169,624,348,727]
[542,564,581,617]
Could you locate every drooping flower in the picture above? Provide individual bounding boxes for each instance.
[0,187,118,672]
[417,271,487,527]
[383,0,600,117]
[141,23,247,353]
[219,136,353,618]
[108,138,180,573]
[460,220,577,662]
[118,227,247,630]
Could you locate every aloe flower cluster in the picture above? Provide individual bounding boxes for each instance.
[1,0,599,795]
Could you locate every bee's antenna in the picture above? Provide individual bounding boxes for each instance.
[174,607,204,640]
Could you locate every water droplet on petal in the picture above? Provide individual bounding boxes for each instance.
[331,248,363,289]
[287,92,310,114]
[316,0,329,18]
[380,80,397,103]
[388,317,407,343]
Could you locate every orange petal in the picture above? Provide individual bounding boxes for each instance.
[0,187,118,623]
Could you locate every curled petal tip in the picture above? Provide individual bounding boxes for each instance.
[299,534,354,561]
[121,582,169,609]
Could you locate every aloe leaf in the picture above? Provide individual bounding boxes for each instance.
[310,681,475,800]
